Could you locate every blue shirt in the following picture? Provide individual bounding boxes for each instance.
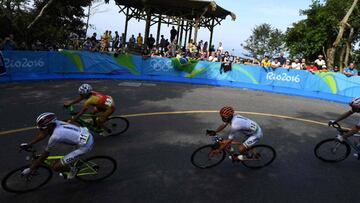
[343,67,358,76]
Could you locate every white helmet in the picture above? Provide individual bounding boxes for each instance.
[36,112,57,129]
[350,97,360,112]
[78,84,92,95]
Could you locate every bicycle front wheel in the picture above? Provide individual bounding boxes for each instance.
[241,145,276,169]
[1,165,52,193]
[105,116,129,136]
[191,144,226,169]
[314,138,351,162]
[76,156,117,182]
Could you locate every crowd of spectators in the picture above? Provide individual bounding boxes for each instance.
[0,30,358,77]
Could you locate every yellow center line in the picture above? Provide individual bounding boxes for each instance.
[0,110,328,136]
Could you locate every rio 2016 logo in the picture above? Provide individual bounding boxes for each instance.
[149,59,173,72]
[4,58,45,69]
[266,72,301,83]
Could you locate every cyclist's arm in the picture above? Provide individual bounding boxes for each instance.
[71,106,89,122]
[64,96,83,107]
[30,150,49,171]
[334,110,354,123]
[28,131,47,146]
[214,123,228,134]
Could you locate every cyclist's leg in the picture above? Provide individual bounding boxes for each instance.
[96,106,115,132]
[239,128,263,154]
[53,135,94,172]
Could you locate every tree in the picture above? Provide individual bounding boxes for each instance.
[242,23,286,60]
[285,0,360,67]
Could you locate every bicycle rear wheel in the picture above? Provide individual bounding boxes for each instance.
[105,116,129,136]
[241,145,276,169]
[191,144,226,169]
[76,156,117,182]
[314,138,350,162]
[2,165,52,193]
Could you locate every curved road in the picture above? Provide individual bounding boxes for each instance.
[0,80,359,203]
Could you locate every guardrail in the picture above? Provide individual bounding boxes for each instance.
[1,50,359,104]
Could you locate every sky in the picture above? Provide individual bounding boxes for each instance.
[87,0,313,56]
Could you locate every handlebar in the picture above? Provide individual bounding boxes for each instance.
[330,122,349,134]
[63,105,77,116]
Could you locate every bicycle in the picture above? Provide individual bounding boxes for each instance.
[191,130,276,169]
[2,146,117,193]
[314,123,360,162]
[64,105,129,136]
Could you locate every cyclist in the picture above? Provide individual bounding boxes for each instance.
[64,84,116,135]
[20,112,94,179]
[329,97,360,141]
[207,106,263,161]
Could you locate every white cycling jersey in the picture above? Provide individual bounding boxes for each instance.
[45,121,92,152]
[228,114,263,147]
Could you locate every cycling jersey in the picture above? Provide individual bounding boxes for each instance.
[84,91,115,109]
[45,121,93,165]
[228,114,263,147]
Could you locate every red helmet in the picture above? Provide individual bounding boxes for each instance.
[219,106,234,118]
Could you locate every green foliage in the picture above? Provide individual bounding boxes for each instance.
[285,0,360,62]
[242,23,285,59]
[0,0,94,46]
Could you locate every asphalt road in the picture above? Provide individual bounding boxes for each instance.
[0,80,359,203]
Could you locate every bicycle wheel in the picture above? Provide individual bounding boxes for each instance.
[314,138,351,162]
[241,145,276,169]
[105,116,129,136]
[2,165,52,193]
[191,144,226,169]
[76,156,117,182]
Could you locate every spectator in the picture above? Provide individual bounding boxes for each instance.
[170,26,178,42]
[234,57,241,64]
[300,58,307,70]
[283,59,292,69]
[271,58,281,68]
[343,62,358,77]
[291,58,301,70]
[82,38,93,51]
[147,34,155,50]
[168,39,177,57]
[209,44,215,53]
[217,42,224,54]
[101,30,109,52]
[315,54,326,70]
[220,51,232,73]
[319,65,328,72]
[187,39,193,53]
[1,34,17,50]
[203,41,208,53]
[136,33,143,48]
[208,51,218,62]
[128,34,135,48]
[90,33,97,42]
[331,65,340,73]
[278,52,286,66]
[159,35,166,52]
[306,62,318,74]
[261,55,271,68]
[112,31,119,51]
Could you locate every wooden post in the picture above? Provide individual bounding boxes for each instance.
[156,15,162,45]
[184,21,188,48]
[209,18,215,52]
[123,7,129,43]
[144,9,151,48]
[179,20,184,48]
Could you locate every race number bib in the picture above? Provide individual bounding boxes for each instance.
[105,97,113,107]
[79,127,90,145]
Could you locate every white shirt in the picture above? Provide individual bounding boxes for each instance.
[45,121,91,151]
[228,114,260,139]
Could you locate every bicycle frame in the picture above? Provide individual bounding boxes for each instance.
[332,123,360,153]
[66,105,103,133]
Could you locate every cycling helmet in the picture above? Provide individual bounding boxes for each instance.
[78,84,92,95]
[349,97,360,112]
[220,106,234,118]
[36,112,57,129]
